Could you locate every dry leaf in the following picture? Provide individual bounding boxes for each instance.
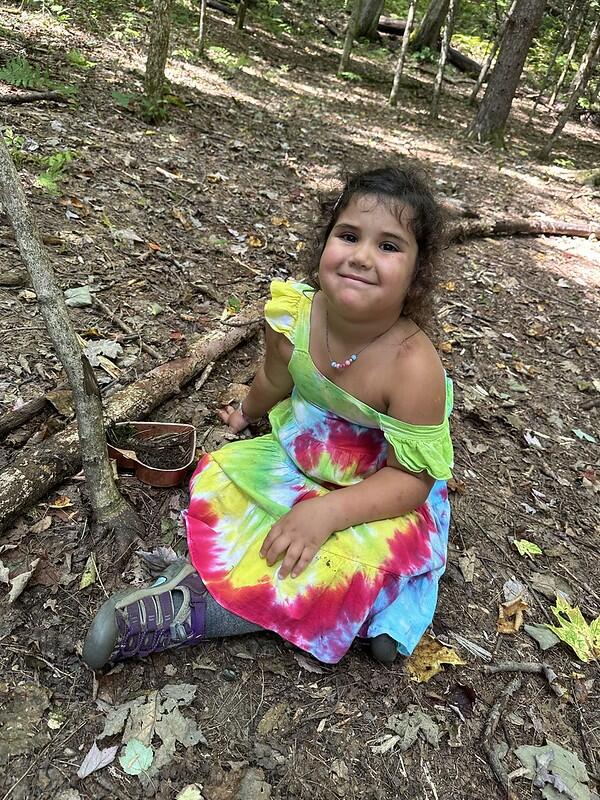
[8,559,40,603]
[405,635,465,682]
[497,595,528,634]
[49,496,73,509]
[31,515,52,534]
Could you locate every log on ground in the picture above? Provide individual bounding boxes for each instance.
[0,307,262,532]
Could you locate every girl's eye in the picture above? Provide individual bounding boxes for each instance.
[380,241,399,252]
[339,232,357,243]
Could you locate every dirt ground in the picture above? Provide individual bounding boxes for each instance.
[1,2,599,799]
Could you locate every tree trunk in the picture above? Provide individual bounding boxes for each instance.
[549,5,588,106]
[235,0,248,31]
[356,0,385,40]
[540,16,600,159]
[431,0,458,119]
[0,309,262,533]
[411,0,449,51]
[389,0,417,106]
[0,138,144,553]
[470,0,518,103]
[468,0,547,145]
[338,0,362,75]
[144,0,173,101]
[198,0,208,53]
[530,0,582,113]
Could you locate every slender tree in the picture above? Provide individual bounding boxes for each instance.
[549,5,588,106]
[411,0,450,51]
[235,0,248,31]
[145,0,173,102]
[468,0,547,145]
[389,0,417,106]
[198,0,208,54]
[0,139,145,555]
[470,0,519,104]
[356,0,385,40]
[540,15,600,158]
[431,0,458,119]
[530,0,582,114]
[338,0,362,76]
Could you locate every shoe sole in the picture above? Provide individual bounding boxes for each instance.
[82,560,197,670]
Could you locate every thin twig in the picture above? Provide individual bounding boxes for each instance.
[481,676,522,800]
[195,361,215,391]
[221,317,263,327]
[93,295,163,360]
[484,661,567,699]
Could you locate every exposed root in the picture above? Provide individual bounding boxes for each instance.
[481,675,523,800]
[484,661,567,700]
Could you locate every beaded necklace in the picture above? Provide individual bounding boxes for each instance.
[325,307,399,370]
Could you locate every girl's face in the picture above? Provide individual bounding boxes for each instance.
[318,194,419,319]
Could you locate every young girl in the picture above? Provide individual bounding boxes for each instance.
[83,166,453,669]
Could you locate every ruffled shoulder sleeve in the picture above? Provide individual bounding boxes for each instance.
[378,377,454,481]
[264,279,313,344]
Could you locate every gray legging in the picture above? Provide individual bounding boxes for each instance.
[203,591,263,637]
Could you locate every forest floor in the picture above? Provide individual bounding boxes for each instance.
[1,2,600,799]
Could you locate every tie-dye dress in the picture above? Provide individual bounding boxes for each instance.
[185,280,454,664]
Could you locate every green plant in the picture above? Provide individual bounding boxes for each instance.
[206,46,250,77]
[2,127,27,166]
[0,56,47,89]
[411,47,437,64]
[67,49,96,70]
[139,97,170,124]
[36,150,75,195]
[47,2,71,22]
[339,71,362,82]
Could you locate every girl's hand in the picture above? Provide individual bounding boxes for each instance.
[217,405,249,433]
[260,500,336,579]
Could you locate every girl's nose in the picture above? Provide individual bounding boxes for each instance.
[351,242,374,269]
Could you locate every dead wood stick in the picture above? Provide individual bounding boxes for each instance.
[581,395,600,411]
[481,675,522,800]
[484,662,567,699]
[92,295,163,360]
[447,216,600,242]
[0,397,48,440]
[0,305,262,532]
[0,91,68,105]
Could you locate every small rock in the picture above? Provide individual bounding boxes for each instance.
[236,768,271,800]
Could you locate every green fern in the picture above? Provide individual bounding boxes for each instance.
[35,150,75,195]
[0,57,46,89]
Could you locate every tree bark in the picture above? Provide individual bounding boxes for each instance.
[338,0,362,75]
[549,5,588,106]
[0,397,48,440]
[411,0,449,51]
[540,16,600,159]
[468,0,547,144]
[389,0,417,106]
[0,138,144,549]
[235,0,248,30]
[446,215,600,242]
[356,0,385,40]
[198,0,208,53]
[530,0,582,113]
[430,0,458,119]
[470,0,518,103]
[144,0,173,101]
[0,308,262,533]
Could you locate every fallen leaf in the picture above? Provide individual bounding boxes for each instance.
[546,596,600,663]
[293,653,324,674]
[64,286,92,307]
[447,477,466,494]
[530,572,573,604]
[147,302,163,316]
[45,389,74,417]
[447,684,477,718]
[405,635,465,682]
[458,548,476,583]
[49,496,73,509]
[79,553,97,589]
[524,623,560,651]
[515,741,591,800]
[84,339,123,365]
[497,595,528,634]
[8,558,40,603]
[385,704,439,751]
[247,235,263,247]
[31,515,52,534]
[77,741,118,779]
[572,428,597,444]
[176,786,205,800]
[0,560,9,584]
[513,539,543,558]
[119,738,153,775]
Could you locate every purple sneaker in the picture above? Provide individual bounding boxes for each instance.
[82,561,207,669]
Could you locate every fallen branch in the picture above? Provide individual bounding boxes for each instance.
[0,305,262,532]
[581,395,600,411]
[481,676,522,800]
[0,397,48,440]
[93,295,163,361]
[0,91,68,106]
[447,216,600,242]
[484,662,567,700]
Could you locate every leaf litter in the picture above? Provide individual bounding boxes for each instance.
[98,683,207,781]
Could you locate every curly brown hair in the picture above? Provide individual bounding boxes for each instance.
[305,165,445,331]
